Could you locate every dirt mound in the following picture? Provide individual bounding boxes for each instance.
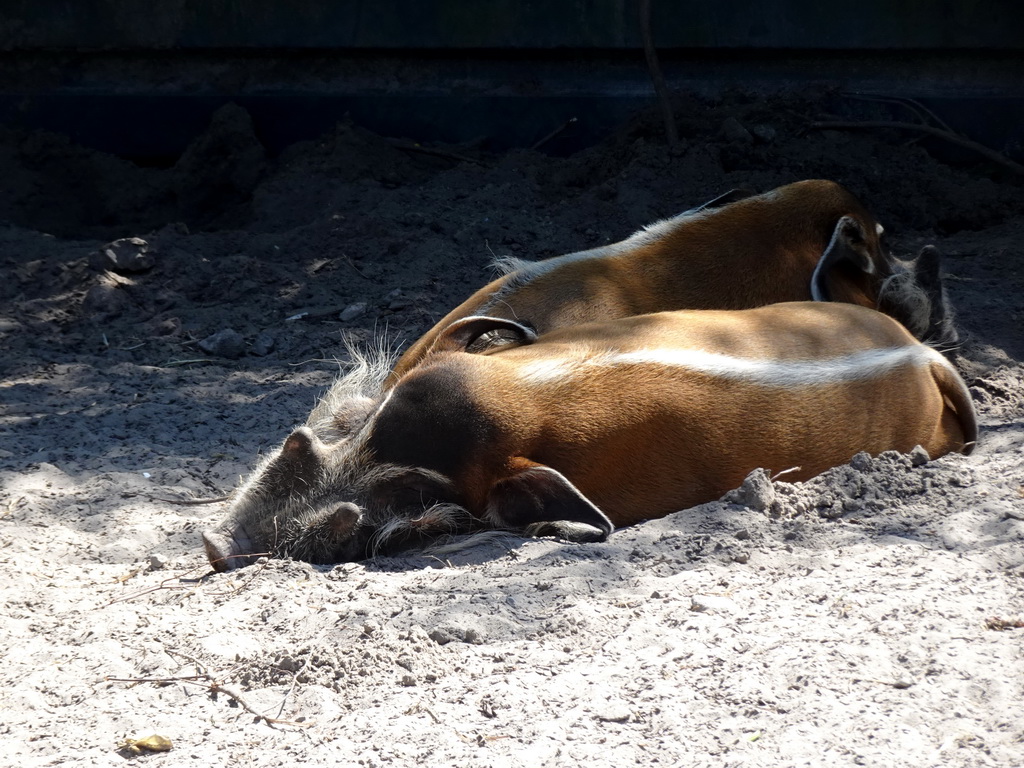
[1,91,1022,766]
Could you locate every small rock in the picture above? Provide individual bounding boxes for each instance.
[339,302,367,322]
[594,182,616,201]
[892,677,915,689]
[908,445,930,467]
[198,328,245,359]
[815,492,836,508]
[595,706,632,723]
[690,595,736,614]
[983,501,1024,521]
[249,331,275,357]
[150,317,182,337]
[82,281,127,317]
[721,117,753,144]
[362,621,379,637]
[948,472,972,487]
[383,288,412,310]
[734,528,751,541]
[428,628,455,645]
[818,502,844,520]
[723,468,775,512]
[148,553,169,571]
[88,237,154,273]
[399,674,417,687]
[751,124,778,143]
[850,452,874,472]
[428,625,483,645]
[731,550,750,564]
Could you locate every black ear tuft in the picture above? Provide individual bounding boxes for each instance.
[911,245,960,348]
[811,216,876,302]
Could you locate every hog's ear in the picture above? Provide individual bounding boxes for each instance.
[262,427,323,496]
[811,216,881,302]
[279,427,320,470]
[373,467,457,509]
[910,244,943,296]
[486,459,614,541]
[427,315,537,356]
[905,245,959,348]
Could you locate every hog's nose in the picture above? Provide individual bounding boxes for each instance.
[203,529,257,572]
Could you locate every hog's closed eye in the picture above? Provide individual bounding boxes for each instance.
[388,486,441,508]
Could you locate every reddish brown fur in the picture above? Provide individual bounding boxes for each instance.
[203,302,977,568]
[389,180,889,385]
[399,303,975,529]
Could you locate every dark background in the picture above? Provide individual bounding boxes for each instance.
[1,1,1022,161]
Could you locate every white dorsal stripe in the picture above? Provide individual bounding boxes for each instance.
[517,345,944,388]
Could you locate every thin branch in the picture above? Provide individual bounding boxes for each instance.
[771,466,803,482]
[343,252,370,280]
[161,358,219,367]
[2,495,26,518]
[387,139,483,166]
[275,659,310,720]
[531,117,578,151]
[638,0,678,148]
[285,307,351,322]
[810,120,1024,176]
[842,93,955,133]
[100,571,204,607]
[149,494,232,506]
[100,553,269,608]
[105,671,310,728]
[106,674,209,685]
[206,555,274,597]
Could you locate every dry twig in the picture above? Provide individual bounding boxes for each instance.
[771,466,803,481]
[842,93,955,133]
[3,495,27,518]
[639,0,678,147]
[149,494,232,506]
[343,252,370,280]
[985,616,1024,631]
[531,117,578,151]
[107,652,311,729]
[387,138,482,166]
[810,120,1024,176]
[101,571,205,607]
[206,554,274,597]
[162,358,219,368]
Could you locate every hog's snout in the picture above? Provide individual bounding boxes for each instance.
[203,528,259,572]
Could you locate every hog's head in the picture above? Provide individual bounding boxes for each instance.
[202,348,474,571]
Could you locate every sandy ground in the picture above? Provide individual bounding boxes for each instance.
[1,94,1023,767]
